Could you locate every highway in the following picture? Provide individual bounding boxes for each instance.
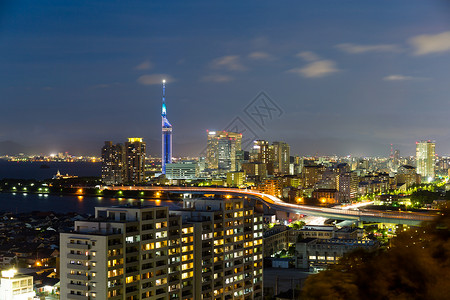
[105,186,438,225]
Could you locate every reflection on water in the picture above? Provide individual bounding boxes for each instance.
[0,192,182,214]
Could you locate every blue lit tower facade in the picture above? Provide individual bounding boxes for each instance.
[161,80,172,174]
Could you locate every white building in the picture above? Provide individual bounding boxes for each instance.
[0,269,36,300]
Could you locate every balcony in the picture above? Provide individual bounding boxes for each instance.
[67,283,89,291]
[67,243,89,250]
[67,274,88,281]
[67,253,90,260]
[67,294,88,300]
[67,263,89,271]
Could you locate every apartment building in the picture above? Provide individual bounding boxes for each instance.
[60,197,263,300]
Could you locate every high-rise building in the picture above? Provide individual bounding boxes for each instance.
[206,130,242,173]
[250,140,274,175]
[416,140,435,180]
[60,198,263,299]
[337,172,359,202]
[302,165,325,188]
[272,141,290,175]
[101,141,126,185]
[125,138,146,183]
[161,80,173,174]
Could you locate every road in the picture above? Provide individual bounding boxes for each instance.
[104,186,438,225]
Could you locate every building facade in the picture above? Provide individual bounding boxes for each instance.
[272,142,290,175]
[165,161,198,180]
[206,131,242,173]
[125,138,146,184]
[416,140,435,180]
[60,198,263,300]
[102,142,126,185]
[0,270,35,300]
[295,238,378,269]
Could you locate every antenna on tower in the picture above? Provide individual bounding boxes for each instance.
[162,79,166,100]
[162,79,167,117]
[390,144,393,159]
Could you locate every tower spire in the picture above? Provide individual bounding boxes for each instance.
[162,79,167,117]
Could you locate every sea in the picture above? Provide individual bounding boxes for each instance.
[0,160,101,180]
[0,160,179,214]
[0,193,181,215]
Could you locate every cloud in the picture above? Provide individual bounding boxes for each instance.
[137,74,175,85]
[409,31,450,55]
[297,51,320,62]
[336,43,401,54]
[134,60,153,70]
[201,74,234,83]
[383,74,429,81]
[210,55,247,71]
[288,60,339,78]
[248,51,273,60]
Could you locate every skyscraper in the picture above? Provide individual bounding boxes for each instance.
[125,138,146,183]
[206,130,242,173]
[249,140,274,175]
[272,141,290,175]
[101,141,126,185]
[161,80,172,174]
[416,140,435,181]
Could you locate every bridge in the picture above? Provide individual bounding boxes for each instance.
[104,186,438,226]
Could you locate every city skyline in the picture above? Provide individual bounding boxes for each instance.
[2,1,450,157]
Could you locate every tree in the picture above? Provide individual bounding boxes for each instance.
[301,205,450,300]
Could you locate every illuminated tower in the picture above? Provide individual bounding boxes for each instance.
[416,140,435,181]
[161,80,172,174]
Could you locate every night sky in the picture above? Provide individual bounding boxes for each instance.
[2,0,450,157]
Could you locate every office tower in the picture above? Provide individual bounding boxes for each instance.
[416,140,435,180]
[60,198,263,299]
[272,141,290,175]
[101,141,126,185]
[125,138,146,183]
[206,130,242,173]
[161,80,173,174]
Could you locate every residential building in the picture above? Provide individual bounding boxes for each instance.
[0,269,36,300]
[396,165,421,188]
[60,198,263,300]
[272,142,290,175]
[416,140,435,181]
[125,138,146,184]
[336,172,358,202]
[101,142,126,185]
